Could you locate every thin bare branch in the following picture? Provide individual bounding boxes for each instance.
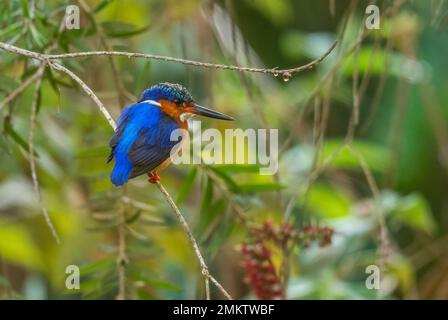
[205,277,211,300]
[0,39,336,78]
[28,64,61,244]
[347,145,389,299]
[77,0,127,107]
[45,41,337,77]
[116,205,128,300]
[155,181,233,300]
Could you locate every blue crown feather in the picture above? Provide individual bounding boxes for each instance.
[138,82,193,104]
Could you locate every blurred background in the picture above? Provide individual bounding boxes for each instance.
[0,0,447,299]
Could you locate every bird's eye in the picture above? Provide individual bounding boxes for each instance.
[181,102,187,108]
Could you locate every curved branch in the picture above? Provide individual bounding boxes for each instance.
[47,41,337,76]
[0,40,337,78]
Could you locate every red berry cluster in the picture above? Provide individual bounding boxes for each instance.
[248,220,297,246]
[239,241,281,299]
[238,221,334,299]
[298,225,334,248]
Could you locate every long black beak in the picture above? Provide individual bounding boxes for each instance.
[191,103,234,121]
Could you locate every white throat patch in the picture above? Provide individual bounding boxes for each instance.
[180,112,195,122]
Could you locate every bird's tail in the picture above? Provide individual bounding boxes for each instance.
[110,156,132,186]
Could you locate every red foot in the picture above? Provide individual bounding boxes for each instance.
[147,171,160,184]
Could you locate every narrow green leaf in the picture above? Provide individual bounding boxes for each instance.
[125,210,142,224]
[80,260,114,276]
[208,166,240,192]
[45,68,61,111]
[35,87,42,114]
[176,167,197,204]
[4,121,39,157]
[94,0,114,13]
[209,164,261,173]
[0,75,19,93]
[75,146,109,159]
[199,176,214,217]
[101,21,149,38]
[19,0,29,18]
[235,183,284,193]
[29,23,46,48]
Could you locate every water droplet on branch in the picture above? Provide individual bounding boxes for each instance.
[282,71,291,82]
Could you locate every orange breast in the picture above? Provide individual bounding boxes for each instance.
[153,100,189,172]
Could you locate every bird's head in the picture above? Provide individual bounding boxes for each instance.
[138,82,233,122]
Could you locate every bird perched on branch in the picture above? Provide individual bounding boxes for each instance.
[108,82,233,186]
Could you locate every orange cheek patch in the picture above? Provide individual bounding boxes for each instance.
[159,100,181,118]
[159,99,188,129]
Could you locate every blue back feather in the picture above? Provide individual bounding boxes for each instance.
[110,101,181,186]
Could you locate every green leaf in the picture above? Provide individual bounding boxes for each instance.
[209,164,261,173]
[125,210,142,224]
[207,166,239,192]
[208,165,284,193]
[135,60,151,93]
[143,278,182,292]
[101,21,149,38]
[235,183,284,193]
[321,140,389,173]
[80,260,114,276]
[19,0,29,18]
[341,47,388,76]
[130,269,181,292]
[176,167,197,205]
[0,75,19,93]
[4,121,39,157]
[45,68,61,109]
[390,193,436,234]
[29,23,46,48]
[75,146,109,158]
[35,87,42,114]
[94,0,115,13]
[0,21,22,40]
[0,224,44,270]
[199,176,214,217]
[198,198,227,241]
[136,288,157,300]
[306,183,352,218]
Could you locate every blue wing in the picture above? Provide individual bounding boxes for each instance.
[108,102,181,186]
[108,105,132,163]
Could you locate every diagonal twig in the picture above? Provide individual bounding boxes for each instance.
[28,63,61,244]
[0,69,43,112]
[155,181,233,300]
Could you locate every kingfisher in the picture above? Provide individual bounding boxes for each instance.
[108,82,233,186]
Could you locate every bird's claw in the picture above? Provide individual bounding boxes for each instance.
[147,171,160,184]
